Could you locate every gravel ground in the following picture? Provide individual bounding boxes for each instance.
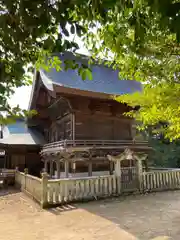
[0,189,180,240]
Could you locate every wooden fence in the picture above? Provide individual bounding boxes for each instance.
[15,171,117,207]
[15,169,180,208]
[15,171,42,204]
[142,170,180,192]
[46,175,117,205]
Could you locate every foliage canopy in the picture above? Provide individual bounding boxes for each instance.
[82,0,180,139]
[1,0,180,137]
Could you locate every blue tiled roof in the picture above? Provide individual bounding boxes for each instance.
[7,121,29,134]
[0,120,46,145]
[40,52,142,95]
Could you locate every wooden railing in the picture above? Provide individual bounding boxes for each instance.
[15,171,24,186]
[15,171,42,204]
[142,170,180,192]
[15,169,180,208]
[41,139,149,153]
[15,171,117,207]
[45,175,117,205]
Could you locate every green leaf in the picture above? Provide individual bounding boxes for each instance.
[81,70,87,81]
[85,68,93,80]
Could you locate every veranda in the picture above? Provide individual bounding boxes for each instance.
[41,147,146,183]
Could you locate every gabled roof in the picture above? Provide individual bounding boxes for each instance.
[29,52,142,109]
[0,120,46,145]
[40,52,142,95]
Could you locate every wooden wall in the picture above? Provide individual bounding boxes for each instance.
[75,112,132,140]
[49,114,73,142]
[39,93,134,142]
[32,76,136,143]
[4,146,42,177]
[71,95,133,140]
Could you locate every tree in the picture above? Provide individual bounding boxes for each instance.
[144,125,180,168]
[0,0,87,120]
[150,140,180,168]
[1,0,180,134]
[82,1,180,139]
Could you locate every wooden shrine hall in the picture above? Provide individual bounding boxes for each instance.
[27,51,151,178]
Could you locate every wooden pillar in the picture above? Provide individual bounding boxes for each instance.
[131,120,137,139]
[114,160,121,176]
[109,161,114,175]
[71,113,75,143]
[64,159,69,178]
[136,159,143,191]
[44,160,48,173]
[107,154,122,195]
[88,161,92,176]
[144,157,149,172]
[114,159,121,195]
[72,162,76,174]
[41,172,48,208]
[50,160,53,178]
[56,161,61,179]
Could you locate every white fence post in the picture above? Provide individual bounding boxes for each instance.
[24,168,28,191]
[136,159,143,192]
[15,168,19,187]
[107,154,122,195]
[41,173,48,208]
[114,160,121,195]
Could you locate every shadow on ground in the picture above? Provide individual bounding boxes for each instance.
[48,191,180,239]
[48,204,77,215]
[0,187,20,197]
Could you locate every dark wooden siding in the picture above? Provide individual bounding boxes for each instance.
[49,114,73,142]
[33,91,134,142]
[75,112,132,140]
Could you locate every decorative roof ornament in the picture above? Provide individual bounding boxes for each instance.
[107,148,148,162]
[124,148,134,160]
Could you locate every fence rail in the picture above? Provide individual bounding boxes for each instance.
[142,170,180,192]
[42,139,149,153]
[46,175,117,205]
[15,169,180,208]
[15,171,42,204]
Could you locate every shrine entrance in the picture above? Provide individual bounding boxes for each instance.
[107,148,148,193]
[121,166,138,192]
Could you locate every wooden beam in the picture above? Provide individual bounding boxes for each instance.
[75,110,132,121]
[72,113,75,142]
[50,160,53,178]
[44,160,48,173]
[109,161,114,175]
[53,157,107,162]
[56,161,61,179]
[88,161,92,176]
[64,160,69,178]
[54,85,111,100]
